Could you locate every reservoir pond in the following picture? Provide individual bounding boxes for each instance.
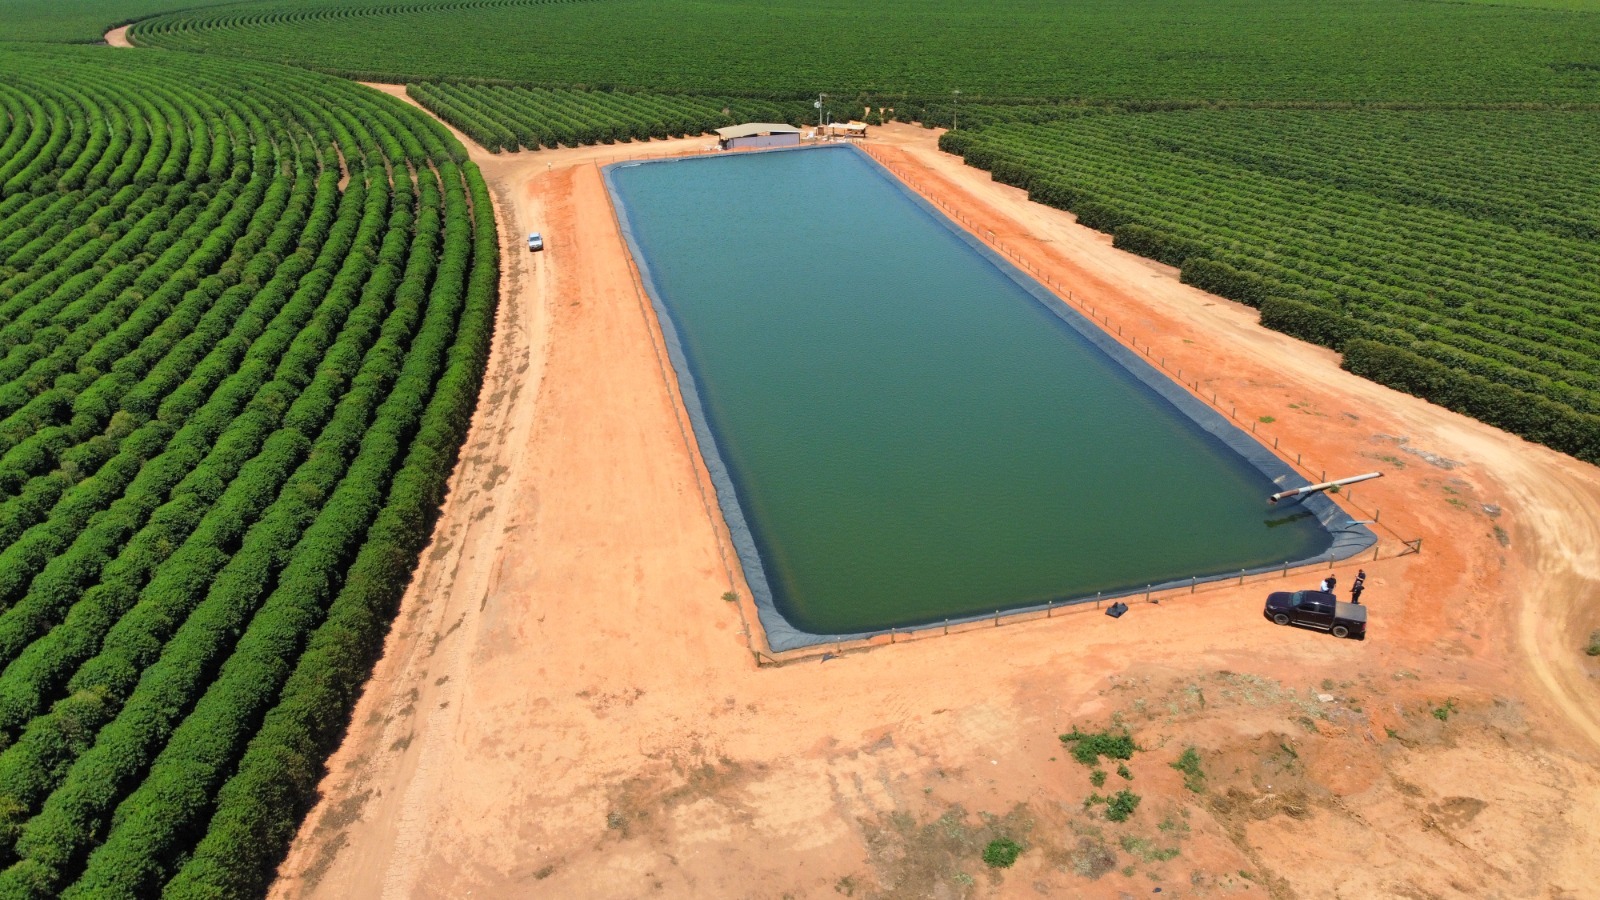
[606,146,1333,640]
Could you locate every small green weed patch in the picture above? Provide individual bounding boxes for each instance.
[1170,747,1205,793]
[1086,789,1143,822]
[983,837,1023,868]
[1059,728,1137,766]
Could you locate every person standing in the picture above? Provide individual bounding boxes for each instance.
[1325,573,1337,594]
[1350,570,1367,604]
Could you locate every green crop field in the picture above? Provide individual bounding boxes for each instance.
[0,0,203,43]
[410,82,819,151]
[942,111,1600,461]
[0,42,495,897]
[0,0,1598,891]
[128,0,1600,103]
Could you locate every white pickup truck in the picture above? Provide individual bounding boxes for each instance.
[527,232,544,252]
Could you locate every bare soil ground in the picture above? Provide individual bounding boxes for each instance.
[103,25,132,47]
[274,114,1600,899]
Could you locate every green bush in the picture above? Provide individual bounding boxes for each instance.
[1259,295,1361,350]
[1179,256,1270,308]
[1105,789,1142,823]
[1113,223,1198,267]
[1342,339,1600,465]
[983,837,1023,868]
[1059,728,1137,766]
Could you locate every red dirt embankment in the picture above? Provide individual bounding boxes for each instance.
[275,118,1600,899]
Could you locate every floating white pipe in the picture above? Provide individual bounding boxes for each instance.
[1269,471,1383,503]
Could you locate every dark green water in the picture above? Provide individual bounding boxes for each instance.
[609,147,1329,635]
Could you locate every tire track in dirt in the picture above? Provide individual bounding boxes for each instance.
[375,172,549,899]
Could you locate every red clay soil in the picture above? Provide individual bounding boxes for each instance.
[272,117,1600,899]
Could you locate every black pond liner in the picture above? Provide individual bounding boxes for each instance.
[604,143,1376,652]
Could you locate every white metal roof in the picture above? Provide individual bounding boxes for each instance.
[714,122,802,140]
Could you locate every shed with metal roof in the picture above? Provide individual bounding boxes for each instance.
[715,122,801,150]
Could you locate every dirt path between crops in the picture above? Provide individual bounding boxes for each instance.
[103,25,133,47]
[276,120,1600,899]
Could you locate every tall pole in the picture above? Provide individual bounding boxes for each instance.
[952,88,960,131]
[817,92,828,136]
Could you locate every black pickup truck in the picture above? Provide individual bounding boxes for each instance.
[1263,590,1367,640]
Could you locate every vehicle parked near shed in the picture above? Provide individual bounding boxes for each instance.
[1264,589,1366,639]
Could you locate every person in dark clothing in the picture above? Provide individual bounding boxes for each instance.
[1325,574,1337,594]
[1350,581,1365,604]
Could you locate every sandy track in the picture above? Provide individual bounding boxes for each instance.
[103,25,133,47]
[275,121,1600,898]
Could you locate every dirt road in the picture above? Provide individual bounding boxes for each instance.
[275,118,1600,899]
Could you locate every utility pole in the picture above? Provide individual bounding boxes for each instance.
[952,88,961,131]
[816,92,828,137]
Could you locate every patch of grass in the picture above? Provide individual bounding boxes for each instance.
[1432,698,1457,721]
[1157,816,1190,836]
[1170,747,1205,793]
[1059,728,1137,766]
[1122,865,1138,877]
[1120,835,1181,862]
[1258,415,1276,424]
[1320,678,1335,691]
[1090,769,1107,787]
[1587,630,1600,657]
[1117,763,1133,781]
[721,591,739,602]
[1069,835,1118,879]
[982,837,1023,868]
